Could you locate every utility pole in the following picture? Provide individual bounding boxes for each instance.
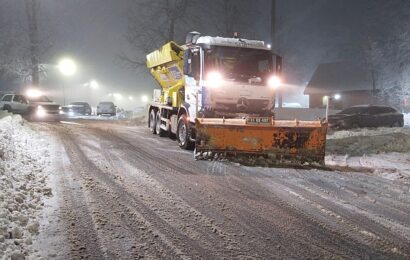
[271,0,282,108]
[25,0,40,87]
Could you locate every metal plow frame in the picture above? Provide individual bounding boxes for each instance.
[195,118,327,166]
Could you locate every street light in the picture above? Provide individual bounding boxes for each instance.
[89,80,99,89]
[58,58,77,105]
[334,93,341,100]
[58,58,77,76]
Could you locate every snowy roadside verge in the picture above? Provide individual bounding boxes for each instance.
[0,115,51,260]
[326,126,410,181]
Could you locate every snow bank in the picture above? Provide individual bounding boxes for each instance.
[327,127,410,155]
[0,111,10,120]
[0,115,51,259]
[326,127,410,180]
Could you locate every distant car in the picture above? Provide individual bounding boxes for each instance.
[0,94,30,115]
[27,95,62,121]
[62,102,92,116]
[328,105,404,129]
[97,101,116,116]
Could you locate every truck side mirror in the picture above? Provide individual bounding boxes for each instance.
[183,50,192,76]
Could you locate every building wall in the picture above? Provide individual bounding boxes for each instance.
[309,90,374,109]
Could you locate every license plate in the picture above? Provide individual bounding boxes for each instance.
[246,117,272,125]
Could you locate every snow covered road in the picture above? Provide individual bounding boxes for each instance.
[3,118,410,259]
[36,120,410,259]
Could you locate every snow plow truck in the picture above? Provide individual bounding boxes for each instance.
[146,32,327,165]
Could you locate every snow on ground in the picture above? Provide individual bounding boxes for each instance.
[326,126,410,181]
[0,113,51,260]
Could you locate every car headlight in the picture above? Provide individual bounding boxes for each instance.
[206,71,223,88]
[36,106,46,117]
[267,75,281,89]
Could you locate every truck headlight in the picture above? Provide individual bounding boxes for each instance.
[206,71,223,88]
[36,106,46,117]
[267,75,281,89]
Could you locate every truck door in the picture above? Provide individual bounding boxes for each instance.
[184,47,202,122]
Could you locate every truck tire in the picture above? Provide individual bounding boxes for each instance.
[149,109,157,134]
[177,114,194,150]
[156,111,167,137]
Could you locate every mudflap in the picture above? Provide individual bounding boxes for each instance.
[194,118,327,167]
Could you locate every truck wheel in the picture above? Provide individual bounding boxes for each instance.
[149,109,157,134]
[156,111,167,137]
[177,114,194,150]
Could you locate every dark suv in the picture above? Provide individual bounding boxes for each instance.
[328,105,404,129]
[62,102,92,116]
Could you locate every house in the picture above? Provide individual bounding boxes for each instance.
[304,61,376,109]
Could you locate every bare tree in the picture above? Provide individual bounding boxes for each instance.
[25,0,40,86]
[207,0,261,39]
[0,1,28,87]
[0,0,52,88]
[120,0,264,71]
[119,0,189,69]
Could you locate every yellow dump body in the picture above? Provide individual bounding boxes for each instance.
[195,118,327,165]
[146,42,186,107]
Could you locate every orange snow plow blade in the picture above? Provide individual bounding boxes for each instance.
[195,117,327,166]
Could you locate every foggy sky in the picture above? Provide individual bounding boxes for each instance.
[41,0,271,107]
[2,0,407,108]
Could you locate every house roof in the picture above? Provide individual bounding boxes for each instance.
[304,61,373,95]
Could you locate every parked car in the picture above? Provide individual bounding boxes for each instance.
[0,94,30,115]
[328,105,404,129]
[97,101,116,116]
[62,102,92,116]
[27,95,62,121]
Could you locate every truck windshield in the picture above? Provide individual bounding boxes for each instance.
[204,46,273,82]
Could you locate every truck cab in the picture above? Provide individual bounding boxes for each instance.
[183,34,282,122]
[147,32,283,149]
